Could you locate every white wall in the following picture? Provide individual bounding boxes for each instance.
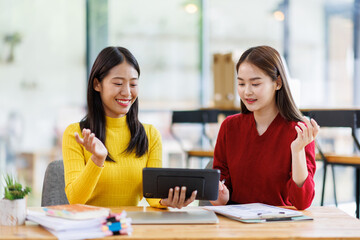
[0,0,86,154]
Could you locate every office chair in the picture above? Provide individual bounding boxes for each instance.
[170,110,219,168]
[41,160,69,206]
[305,109,360,217]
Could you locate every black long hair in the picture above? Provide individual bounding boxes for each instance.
[80,46,148,160]
[236,45,303,122]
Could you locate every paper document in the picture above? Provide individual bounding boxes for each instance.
[27,209,105,232]
[27,208,132,239]
[203,203,309,222]
[27,209,107,239]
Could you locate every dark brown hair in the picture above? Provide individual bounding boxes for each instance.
[236,45,303,122]
[80,46,148,159]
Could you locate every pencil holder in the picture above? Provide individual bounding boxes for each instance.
[0,198,27,226]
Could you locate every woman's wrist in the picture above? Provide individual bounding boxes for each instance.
[91,155,105,167]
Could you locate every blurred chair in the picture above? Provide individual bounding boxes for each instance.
[41,160,69,206]
[171,110,218,168]
[304,109,360,218]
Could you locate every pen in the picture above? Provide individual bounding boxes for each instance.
[265,217,293,222]
[221,179,226,184]
[257,211,286,216]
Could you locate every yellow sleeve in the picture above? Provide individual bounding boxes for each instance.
[144,125,167,208]
[62,123,103,204]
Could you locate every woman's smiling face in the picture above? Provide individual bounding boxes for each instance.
[94,61,139,118]
[237,61,280,114]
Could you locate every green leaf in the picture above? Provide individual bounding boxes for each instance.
[2,174,31,200]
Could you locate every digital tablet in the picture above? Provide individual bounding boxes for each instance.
[142,168,220,200]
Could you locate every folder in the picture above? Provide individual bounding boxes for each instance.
[203,203,313,223]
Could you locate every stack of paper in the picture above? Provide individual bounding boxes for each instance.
[27,209,107,240]
[27,205,133,239]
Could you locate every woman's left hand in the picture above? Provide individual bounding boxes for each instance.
[291,117,320,152]
[160,186,197,209]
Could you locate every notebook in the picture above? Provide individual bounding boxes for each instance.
[126,209,218,224]
[43,204,110,220]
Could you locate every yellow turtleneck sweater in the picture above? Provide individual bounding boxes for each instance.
[62,115,163,208]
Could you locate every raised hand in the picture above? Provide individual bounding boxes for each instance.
[74,128,108,167]
[160,186,197,209]
[291,117,320,152]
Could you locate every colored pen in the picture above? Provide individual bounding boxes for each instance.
[265,217,293,222]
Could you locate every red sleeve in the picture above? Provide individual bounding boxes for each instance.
[213,118,232,193]
[287,141,316,210]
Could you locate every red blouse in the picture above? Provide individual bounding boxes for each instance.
[213,112,316,210]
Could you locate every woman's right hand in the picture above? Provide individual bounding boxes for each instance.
[75,128,108,167]
[160,186,197,209]
[210,180,229,206]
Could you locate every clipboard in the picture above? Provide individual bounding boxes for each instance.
[203,203,313,223]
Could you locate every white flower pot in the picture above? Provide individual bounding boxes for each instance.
[0,198,27,226]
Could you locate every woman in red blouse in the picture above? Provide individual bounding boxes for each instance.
[211,46,320,210]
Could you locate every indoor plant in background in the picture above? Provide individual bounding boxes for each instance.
[0,174,31,226]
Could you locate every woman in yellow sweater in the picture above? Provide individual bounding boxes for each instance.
[62,46,196,208]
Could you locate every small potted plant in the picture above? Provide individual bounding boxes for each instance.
[0,174,31,226]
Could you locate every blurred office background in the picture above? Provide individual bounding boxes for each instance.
[0,0,359,216]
